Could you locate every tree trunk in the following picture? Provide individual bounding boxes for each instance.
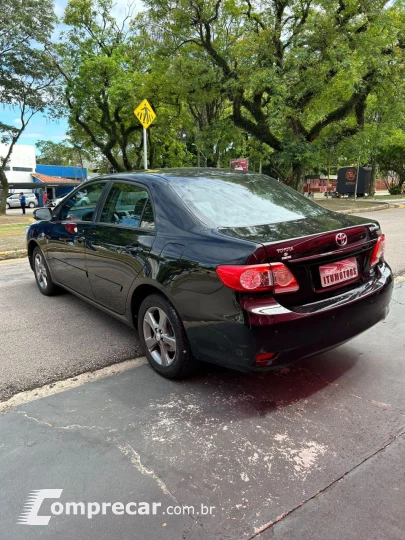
[0,168,9,216]
[290,162,305,192]
[369,156,376,196]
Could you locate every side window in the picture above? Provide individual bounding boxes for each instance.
[100,183,154,228]
[59,183,106,222]
[140,200,155,229]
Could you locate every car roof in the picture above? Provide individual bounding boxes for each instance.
[87,168,263,186]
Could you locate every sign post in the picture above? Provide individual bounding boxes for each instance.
[133,99,156,170]
[354,155,360,201]
[143,127,147,170]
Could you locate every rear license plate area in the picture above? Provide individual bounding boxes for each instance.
[319,257,358,288]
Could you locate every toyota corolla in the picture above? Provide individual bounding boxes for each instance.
[27,169,393,378]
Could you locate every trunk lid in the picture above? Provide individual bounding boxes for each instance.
[219,214,381,306]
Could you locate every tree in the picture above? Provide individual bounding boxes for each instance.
[0,0,57,214]
[51,0,147,172]
[53,0,216,171]
[36,140,94,166]
[376,131,405,191]
[142,0,405,188]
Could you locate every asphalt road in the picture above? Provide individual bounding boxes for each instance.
[0,258,142,400]
[0,282,404,539]
[354,207,405,277]
[5,207,35,216]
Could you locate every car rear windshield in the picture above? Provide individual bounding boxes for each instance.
[169,172,327,227]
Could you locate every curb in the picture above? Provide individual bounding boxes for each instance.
[337,203,390,215]
[0,249,27,261]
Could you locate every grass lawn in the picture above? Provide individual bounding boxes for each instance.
[0,214,34,226]
[0,220,32,253]
[370,194,405,199]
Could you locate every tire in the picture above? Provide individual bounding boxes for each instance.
[138,293,199,378]
[29,202,35,208]
[33,246,60,296]
[6,203,10,209]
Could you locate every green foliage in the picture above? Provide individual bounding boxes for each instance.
[49,0,405,190]
[36,140,94,166]
[0,0,57,214]
[141,0,405,188]
[388,185,403,195]
[376,131,405,188]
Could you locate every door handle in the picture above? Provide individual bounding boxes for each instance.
[127,246,142,255]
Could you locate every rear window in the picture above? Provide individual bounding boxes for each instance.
[169,173,327,227]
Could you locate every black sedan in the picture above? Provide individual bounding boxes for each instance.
[27,169,393,378]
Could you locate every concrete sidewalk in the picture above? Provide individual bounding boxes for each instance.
[0,284,404,540]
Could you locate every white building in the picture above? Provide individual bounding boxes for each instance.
[0,143,36,185]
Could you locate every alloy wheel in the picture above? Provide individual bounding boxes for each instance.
[34,253,48,290]
[143,307,177,366]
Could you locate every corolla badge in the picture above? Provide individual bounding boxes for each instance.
[276,246,294,259]
[336,232,348,246]
[276,246,294,254]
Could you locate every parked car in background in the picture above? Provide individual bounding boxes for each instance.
[27,169,393,379]
[46,196,66,208]
[46,192,90,208]
[6,193,37,209]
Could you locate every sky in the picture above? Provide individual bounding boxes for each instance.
[1,0,144,154]
[1,108,69,151]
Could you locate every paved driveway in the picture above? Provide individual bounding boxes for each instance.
[0,282,404,539]
[0,258,141,400]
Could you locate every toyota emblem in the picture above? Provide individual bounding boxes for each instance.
[336,232,348,246]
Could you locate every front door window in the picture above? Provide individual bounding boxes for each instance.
[59,183,106,222]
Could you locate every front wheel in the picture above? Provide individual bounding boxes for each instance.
[6,203,10,209]
[33,246,60,296]
[138,294,199,378]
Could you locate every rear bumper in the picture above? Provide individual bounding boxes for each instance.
[185,263,393,371]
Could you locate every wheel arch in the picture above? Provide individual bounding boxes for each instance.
[27,240,39,270]
[130,283,175,326]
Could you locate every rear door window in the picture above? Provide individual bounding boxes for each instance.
[99,182,155,228]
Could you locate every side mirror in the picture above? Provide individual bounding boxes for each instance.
[33,207,53,221]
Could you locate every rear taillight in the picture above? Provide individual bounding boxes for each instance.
[255,352,278,366]
[216,263,299,293]
[370,234,385,267]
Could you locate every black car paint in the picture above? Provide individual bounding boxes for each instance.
[27,169,393,372]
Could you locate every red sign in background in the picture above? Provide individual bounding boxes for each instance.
[230,158,249,171]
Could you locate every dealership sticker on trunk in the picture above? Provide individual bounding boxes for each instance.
[319,257,358,288]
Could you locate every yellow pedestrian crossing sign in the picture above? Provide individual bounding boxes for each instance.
[134,99,156,129]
